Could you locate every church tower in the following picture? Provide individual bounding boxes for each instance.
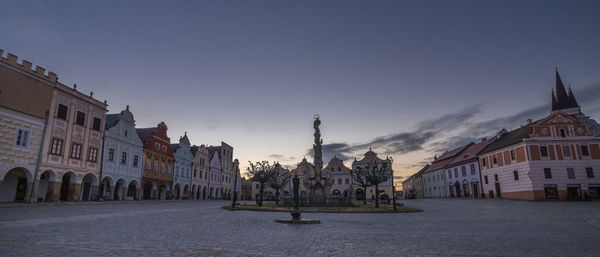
[551,69,581,115]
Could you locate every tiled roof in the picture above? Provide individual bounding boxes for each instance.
[136,127,158,143]
[105,114,120,129]
[479,125,532,154]
[424,144,471,173]
[447,140,490,166]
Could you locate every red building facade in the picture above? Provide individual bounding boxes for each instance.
[137,122,174,200]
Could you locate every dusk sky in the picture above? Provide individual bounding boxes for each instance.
[2,0,600,181]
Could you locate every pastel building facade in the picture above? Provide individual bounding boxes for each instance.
[191,144,209,200]
[325,156,352,197]
[208,149,222,199]
[290,157,315,198]
[352,149,394,200]
[100,106,144,201]
[445,140,489,198]
[423,144,470,198]
[208,142,234,199]
[0,50,53,202]
[171,133,193,200]
[479,72,600,200]
[137,122,174,200]
[37,76,107,203]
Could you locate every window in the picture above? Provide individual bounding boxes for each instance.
[345,178,350,184]
[256,184,259,189]
[133,155,139,167]
[146,158,151,170]
[562,146,571,157]
[162,146,167,152]
[454,168,458,178]
[338,178,342,184]
[121,152,127,164]
[448,170,452,179]
[513,170,519,180]
[108,148,115,161]
[154,160,158,171]
[88,147,98,162]
[482,158,486,167]
[560,129,566,137]
[544,168,552,179]
[155,143,160,150]
[15,128,30,148]
[461,166,467,177]
[494,174,498,182]
[586,168,594,178]
[338,167,341,171]
[470,164,476,175]
[57,104,68,120]
[124,130,128,137]
[161,163,165,173]
[510,150,516,161]
[540,146,549,157]
[567,168,575,179]
[581,145,589,156]
[194,169,197,177]
[484,176,488,184]
[75,111,86,126]
[92,117,101,131]
[492,155,497,164]
[70,143,82,159]
[331,167,334,171]
[544,184,558,199]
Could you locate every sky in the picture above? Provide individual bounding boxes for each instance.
[2,0,600,183]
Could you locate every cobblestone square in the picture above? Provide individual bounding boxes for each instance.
[0,199,599,256]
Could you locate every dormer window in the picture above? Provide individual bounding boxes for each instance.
[560,129,566,137]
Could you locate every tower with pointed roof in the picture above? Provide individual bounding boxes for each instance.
[552,69,581,115]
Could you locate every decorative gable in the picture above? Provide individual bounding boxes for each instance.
[530,111,593,138]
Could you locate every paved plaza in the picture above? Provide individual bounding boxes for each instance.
[0,199,599,256]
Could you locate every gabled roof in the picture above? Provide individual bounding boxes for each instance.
[479,125,532,154]
[105,114,120,129]
[447,140,490,166]
[136,127,158,143]
[424,144,471,173]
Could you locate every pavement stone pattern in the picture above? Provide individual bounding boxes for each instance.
[0,199,599,256]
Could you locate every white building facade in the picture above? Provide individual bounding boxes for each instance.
[172,133,193,200]
[100,106,144,201]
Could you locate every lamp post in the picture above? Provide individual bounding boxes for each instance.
[231,170,238,208]
[291,173,301,221]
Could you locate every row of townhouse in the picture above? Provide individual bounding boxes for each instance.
[403,70,600,201]
[241,150,396,201]
[0,50,242,203]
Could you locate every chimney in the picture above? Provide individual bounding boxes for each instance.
[481,137,487,142]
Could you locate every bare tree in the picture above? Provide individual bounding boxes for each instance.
[353,165,372,205]
[268,163,290,205]
[247,160,277,207]
[364,160,393,208]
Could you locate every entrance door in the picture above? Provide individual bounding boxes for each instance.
[495,183,502,198]
[472,183,479,198]
[567,185,581,200]
[14,177,27,201]
[82,183,91,201]
[60,175,71,201]
[143,183,152,200]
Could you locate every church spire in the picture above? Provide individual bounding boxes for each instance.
[553,69,571,111]
[567,84,580,108]
[551,88,558,111]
